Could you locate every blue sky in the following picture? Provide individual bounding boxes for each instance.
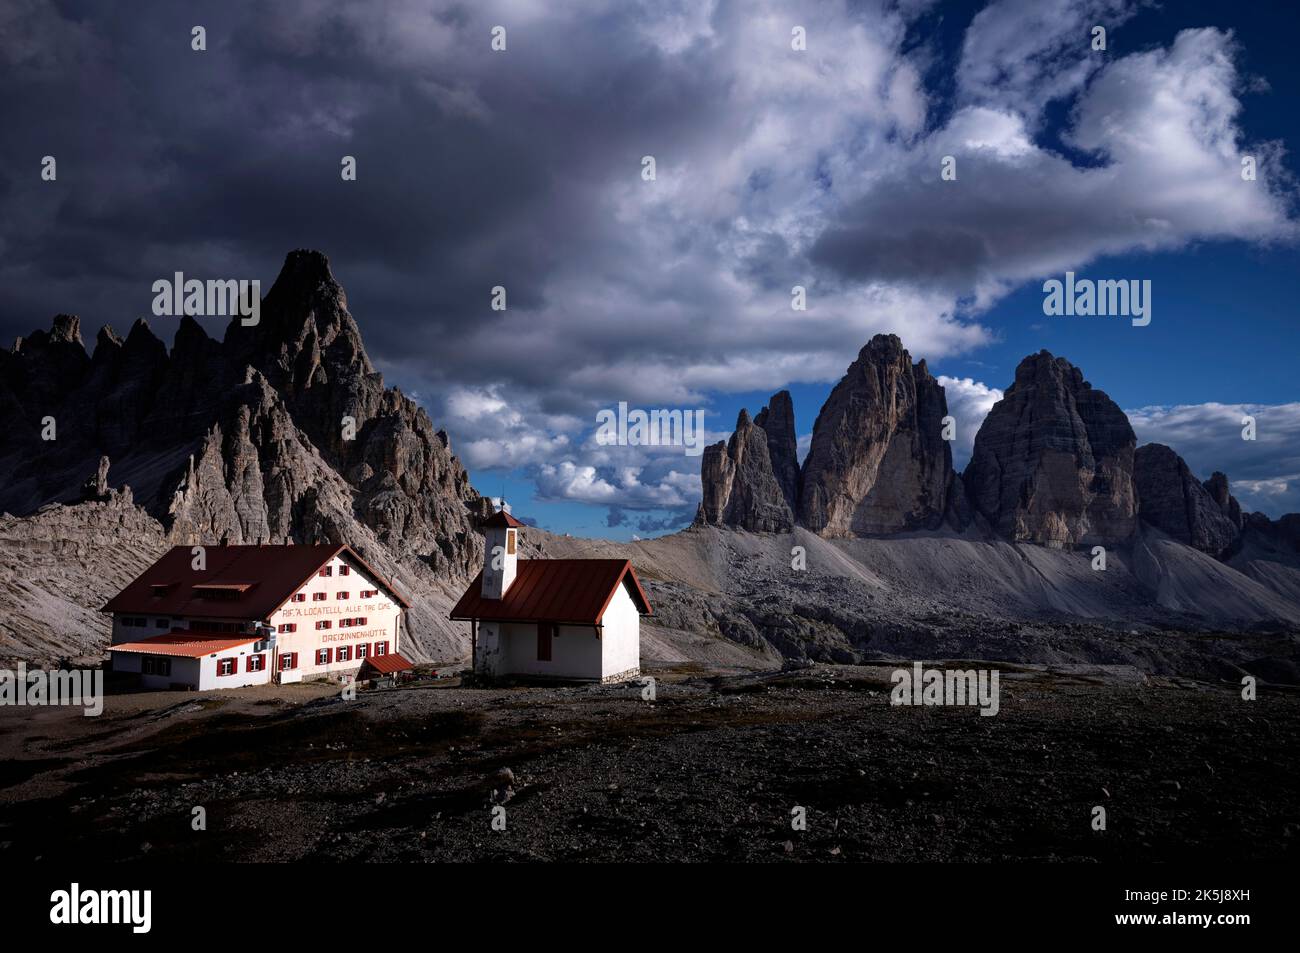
[447,0,1300,538]
[4,0,1297,540]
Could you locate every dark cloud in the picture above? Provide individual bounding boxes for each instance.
[2,0,1294,518]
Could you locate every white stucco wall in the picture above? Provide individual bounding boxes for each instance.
[111,642,271,691]
[108,552,403,689]
[505,621,603,679]
[599,582,642,680]
[474,621,504,677]
[111,652,203,691]
[472,578,642,682]
[266,552,403,681]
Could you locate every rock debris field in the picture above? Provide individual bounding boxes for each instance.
[1,664,1296,862]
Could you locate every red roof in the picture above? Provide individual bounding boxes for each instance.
[108,632,262,658]
[102,544,410,619]
[363,652,414,674]
[449,559,652,624]
[483,510,526,528]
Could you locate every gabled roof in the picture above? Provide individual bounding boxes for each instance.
[449,558,652,624]
[102,544,410,620]
[107,632,261,658]
[363,652,415,675]
[482,510,526,529]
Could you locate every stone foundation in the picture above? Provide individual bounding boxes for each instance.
[601,667,641,684]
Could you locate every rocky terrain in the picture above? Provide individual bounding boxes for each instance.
[1,251,493,663]
[2,253,1297,682]
[688,334,1300,678]
[1,666,1295,862]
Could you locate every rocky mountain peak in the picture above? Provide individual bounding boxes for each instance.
[964,349,1137,548]
[50,314,83,346]
[1134,443,1239,557]
[1203,471,1244,529]
[799,333,953,536]
[93,325,124,359]
[694,396,795,533]
[753,389,799,511]
[0,251,490,658]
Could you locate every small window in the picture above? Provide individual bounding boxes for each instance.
[537,624,552,662]
[313,592,327,602]
[339,565,350,576]
[336,645,352,662]
[247,654,265,672]
[217,658,236,677]
[337,591,349,600]
[319,566,333,577]
[279,652,298,670]
[292,593,306,603]
[316,648,332,665]
[506,529,516,555]
[142,657,171,676]
[357,617,367,626]
[316,620,331,630]
[356,644,369,660]
[375,641,389,657]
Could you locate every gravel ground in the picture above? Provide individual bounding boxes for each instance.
[1,663,1297,863]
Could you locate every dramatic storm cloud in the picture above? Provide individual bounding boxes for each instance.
[1,0,1295,524]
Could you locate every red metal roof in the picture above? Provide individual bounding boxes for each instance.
[101,544,410,619]
[363,652,414,674]
[482,510,526,528]
[449,559,652,624]
[107,632,262,658]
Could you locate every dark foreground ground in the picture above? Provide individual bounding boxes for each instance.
[1,663,1297,862]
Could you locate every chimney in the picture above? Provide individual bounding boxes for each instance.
[480,507,521,599]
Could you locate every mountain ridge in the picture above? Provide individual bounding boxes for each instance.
[0,250,494,662]
[3,255,1298,673]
